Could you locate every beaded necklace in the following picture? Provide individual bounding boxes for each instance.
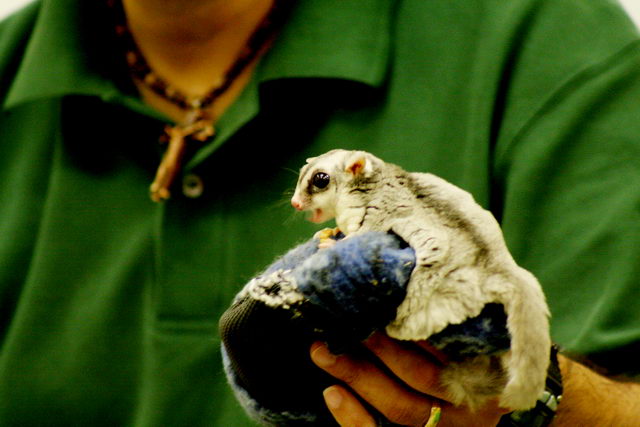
[107,0,288,201]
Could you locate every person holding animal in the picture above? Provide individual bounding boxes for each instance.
[0,0,639,425]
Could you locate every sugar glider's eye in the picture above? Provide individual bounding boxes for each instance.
[312,172,330,189]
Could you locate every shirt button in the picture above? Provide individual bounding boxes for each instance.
[182,174,204,198]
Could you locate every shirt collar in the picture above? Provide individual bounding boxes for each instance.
[3,0,393,110]
[259,0,394,87]
[3,0,135,110]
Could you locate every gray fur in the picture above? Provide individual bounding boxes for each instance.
[291,149,551,411]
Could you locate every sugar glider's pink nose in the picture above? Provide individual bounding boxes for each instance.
[291,198,303,211]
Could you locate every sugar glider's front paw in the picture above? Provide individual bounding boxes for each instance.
[314,227,342,248]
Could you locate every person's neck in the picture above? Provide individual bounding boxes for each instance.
[122,0,274,96]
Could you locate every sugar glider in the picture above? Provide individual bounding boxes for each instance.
[291,149,551,411]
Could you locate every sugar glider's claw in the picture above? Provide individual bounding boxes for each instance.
[314,227,342,248]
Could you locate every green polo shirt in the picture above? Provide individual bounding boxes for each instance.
[1,0,639,425]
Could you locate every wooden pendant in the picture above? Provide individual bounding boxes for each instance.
[149,117,215,202]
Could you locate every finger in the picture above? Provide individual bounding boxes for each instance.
[363,335,510,426]
[415,339,449,364]
[442,400,509,427]
[322,385,377,427]
[310,341,434,426]
[363,332,450,401]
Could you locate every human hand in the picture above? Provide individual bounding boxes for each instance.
[310,332,510,427]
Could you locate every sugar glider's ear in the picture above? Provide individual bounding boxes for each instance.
[344,151,373,177]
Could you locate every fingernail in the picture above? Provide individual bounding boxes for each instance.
[311,343,337,367]
[323,387,343,410]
